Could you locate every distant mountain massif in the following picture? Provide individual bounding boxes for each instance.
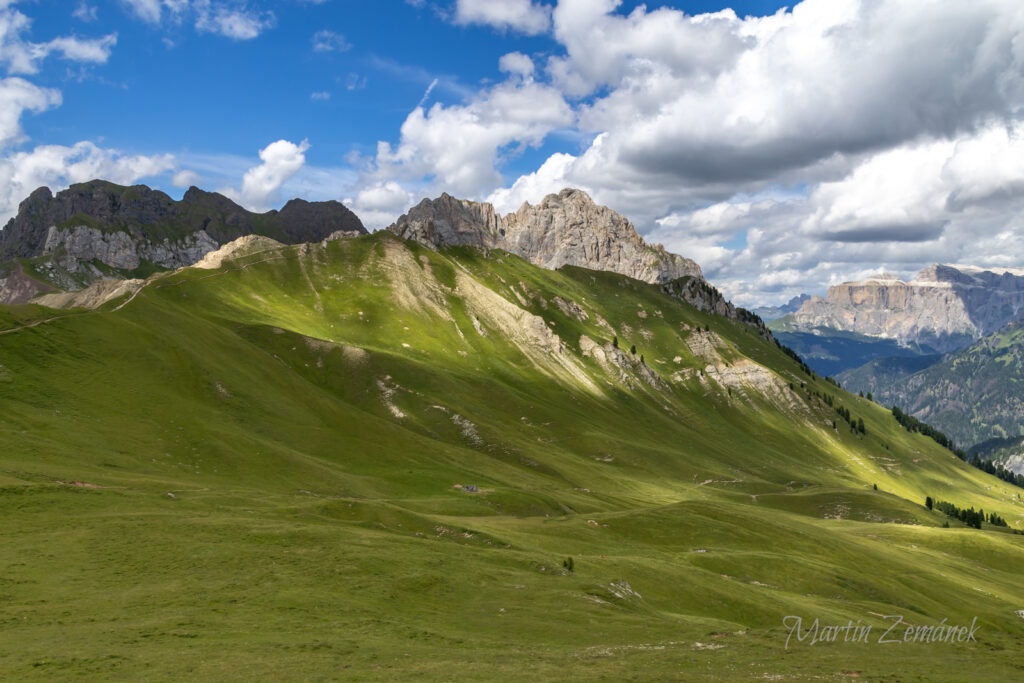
[763,266,1024,459]
[750,294,809,322]
[788,266,1024,352]
[769,266,1024,373]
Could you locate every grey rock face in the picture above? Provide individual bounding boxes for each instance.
[790,266,1024,352]
[388,189,702,284]
[42,226,218,274]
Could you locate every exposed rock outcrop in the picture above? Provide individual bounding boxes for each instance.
[685,329,727,365]
[790,266,1024,352]
[321,229,364,246]
[579,335,668,392]
[552,296,589,322]
[698,358,807,415]
[0,263,54,305]
[388,189,702,285]
[192,235,283,270]
[661,277,775,341]
[32,278,146,310]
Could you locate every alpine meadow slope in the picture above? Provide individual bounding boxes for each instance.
[1,229,1024,678]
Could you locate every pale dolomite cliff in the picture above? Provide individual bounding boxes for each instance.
[388,189,702,285]
[791,265,1024,352]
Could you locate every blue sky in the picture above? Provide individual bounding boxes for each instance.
[19,0,786,187]
[4,0,1024,305]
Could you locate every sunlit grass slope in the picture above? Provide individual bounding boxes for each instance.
[1,232,1022,680]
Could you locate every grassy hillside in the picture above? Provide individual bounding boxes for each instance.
[2,233,1023,679]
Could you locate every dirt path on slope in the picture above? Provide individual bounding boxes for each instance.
[0,250,291,337]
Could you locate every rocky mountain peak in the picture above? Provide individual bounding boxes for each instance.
[0,179,367,302]
[525,187,593,210]
[388,188,702,284]
[182,185,212,202]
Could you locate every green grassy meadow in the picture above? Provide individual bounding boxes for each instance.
[1,233,1022,679]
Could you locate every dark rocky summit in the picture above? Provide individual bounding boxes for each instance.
[0,180,365,262]
[0,180,365,300]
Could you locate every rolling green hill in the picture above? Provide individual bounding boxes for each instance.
[1,232,1023,679]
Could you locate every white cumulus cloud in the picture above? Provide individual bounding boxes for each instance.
[172,169,201,187]
[121,0,163,24]
[0,141,174,224]
[0,77,61,148]
[1,2,116,74]
[72,3,99,23]
[195,1,274,40]
[648,122,1024,305]
[471,0,1024,304]
[350,77,572,227]
[498,51,534,78]
[454,0,551,35]
[224,139,311,212]
[347,181,415,229]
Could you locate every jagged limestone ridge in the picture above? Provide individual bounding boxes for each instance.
[387,188,702,285]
